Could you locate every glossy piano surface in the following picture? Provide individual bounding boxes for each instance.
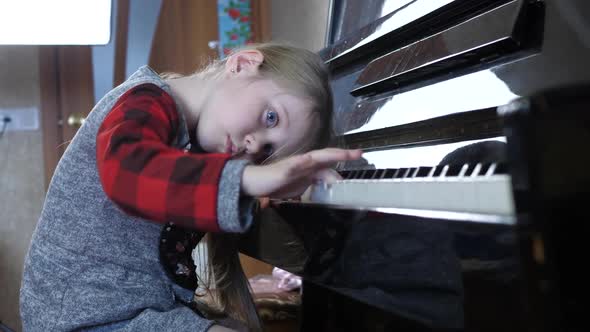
[240,1,590,331]
[241,198,533,331]
[327,0,590,138]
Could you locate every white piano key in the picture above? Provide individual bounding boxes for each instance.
[309,175,515,217]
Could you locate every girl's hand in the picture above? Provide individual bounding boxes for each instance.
[241,148,362,199]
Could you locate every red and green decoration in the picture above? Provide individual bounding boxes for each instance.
[218,0,254,57]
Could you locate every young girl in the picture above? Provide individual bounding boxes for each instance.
[20,43,361,331]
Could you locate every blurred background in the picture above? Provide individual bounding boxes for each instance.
[0,0,330,330]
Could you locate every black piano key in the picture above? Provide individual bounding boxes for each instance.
[416,166,433,177]
[384,168,396,178]
[337,163,507,181]
[433,165,445,177]
[464,163,477,176]
[358,169,367,179]
[363,169,377,179]
[446,164,464,176]
[395,168,409,178]
[479,162,493,175]
[374,169,385,179]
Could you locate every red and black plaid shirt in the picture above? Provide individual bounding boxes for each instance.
[96,83,231,232]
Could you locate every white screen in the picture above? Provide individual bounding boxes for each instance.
[0,0,111,45]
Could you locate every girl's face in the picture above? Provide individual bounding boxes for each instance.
[196,75,316,163]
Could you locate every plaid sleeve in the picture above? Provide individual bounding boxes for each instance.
[96,83,231,232]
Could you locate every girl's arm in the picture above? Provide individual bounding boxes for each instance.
[96,83,234,232]
[97,83,361,231]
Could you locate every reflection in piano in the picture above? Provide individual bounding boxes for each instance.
[240,0,590,331]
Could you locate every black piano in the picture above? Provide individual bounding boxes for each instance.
[240,1,590,331]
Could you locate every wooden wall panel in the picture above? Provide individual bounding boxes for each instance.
[56,46,95,143]
[113,0,130,86]
[149,1,219,75]
[40,46,94,188]
[251,0,271,42]
[39,47,62,189]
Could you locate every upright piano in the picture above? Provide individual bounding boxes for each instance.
[240,0,590,330]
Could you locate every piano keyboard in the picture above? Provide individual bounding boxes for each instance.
[309,163,515,217]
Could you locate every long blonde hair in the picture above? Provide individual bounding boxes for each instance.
[182,42,334,331]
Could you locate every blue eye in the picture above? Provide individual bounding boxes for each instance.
[265,109,279,128]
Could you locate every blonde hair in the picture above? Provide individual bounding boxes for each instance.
[186,42,334,331]
[196,42,334,156]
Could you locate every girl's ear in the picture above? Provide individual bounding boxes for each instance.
[225,49,264,76]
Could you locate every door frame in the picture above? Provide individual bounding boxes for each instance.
[39,46,95,189]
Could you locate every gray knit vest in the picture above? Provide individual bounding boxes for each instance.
[20,66,214,330]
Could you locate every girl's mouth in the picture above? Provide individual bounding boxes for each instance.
[226,136,246,158]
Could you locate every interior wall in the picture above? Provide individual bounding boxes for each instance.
[0,46,45,332]
[270,0,331,51]
[0,2,160,329]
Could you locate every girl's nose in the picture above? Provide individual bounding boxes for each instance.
[244,134,261,155]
